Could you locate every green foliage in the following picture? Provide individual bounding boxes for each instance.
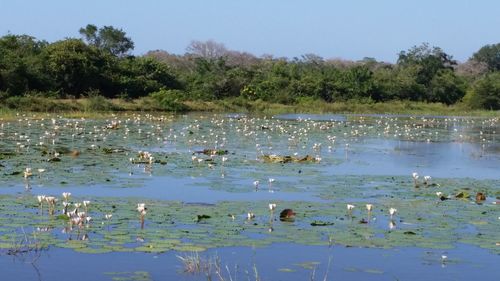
[43,39,107,97]
[79,24,134,57]
[472,43,500,71]
[1,96,76,111]
[464,72,500,110]
[0,34,51,95]
[116,57,180,98]
[150,89,188,112]
[84,92,119,111]
[429,69,466,104]
[397,43,456,86]
[1,28,500,111]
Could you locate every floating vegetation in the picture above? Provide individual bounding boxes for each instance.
[0,189,497,255]
[104,271,152,281]
[196,149,228,156]
[261,154,319,163]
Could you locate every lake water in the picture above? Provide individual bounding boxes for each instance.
[0,113,498,280]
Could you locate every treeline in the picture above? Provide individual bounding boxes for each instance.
[0,24,499,110]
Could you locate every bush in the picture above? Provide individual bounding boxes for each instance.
[150,89,189,112]
[1,96,77,112]
[84,95,118,111]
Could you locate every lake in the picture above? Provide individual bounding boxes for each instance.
[0,112,498,281]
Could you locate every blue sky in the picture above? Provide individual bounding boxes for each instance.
[1,0,498,62]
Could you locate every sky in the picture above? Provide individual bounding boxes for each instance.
[0,0,499,63]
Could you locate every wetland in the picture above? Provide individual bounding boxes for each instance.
[0,112,498,281]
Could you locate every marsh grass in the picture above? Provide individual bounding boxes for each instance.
[0,96,498,118]
[177,251,335,281]
[3,228,44,264]
[177,252,261,281]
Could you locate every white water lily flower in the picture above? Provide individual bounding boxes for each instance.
[389,208,397,217]
[24,167,33,178]
[389,220,396,230]
[347,204,355,211]
[137,203,146,212]
[62,192,71,201]
[366,204,373,212]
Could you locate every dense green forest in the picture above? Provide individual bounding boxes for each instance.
[0,24,499,111]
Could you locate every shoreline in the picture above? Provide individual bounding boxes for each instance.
[0,97,498,119]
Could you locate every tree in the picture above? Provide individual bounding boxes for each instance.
[186,40,228,60]
[116,57,180,98]
[372,65,425,101]
[471,43,500,71]
[0,34,50,95]
[79,24,134,57]
[464,72,500,110]
[428,69,466,104]
[455,59,488,79]
[43,39,108,97]
[397,43,456,86]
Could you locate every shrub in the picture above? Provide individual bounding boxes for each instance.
[150,89,189,112]
[84,95,118,111]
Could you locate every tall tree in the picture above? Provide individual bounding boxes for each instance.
[43,39,108,97]
[79,24,134,57]
[186,40,228,60]
[397,43,456,87]
[0,34,49,95]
